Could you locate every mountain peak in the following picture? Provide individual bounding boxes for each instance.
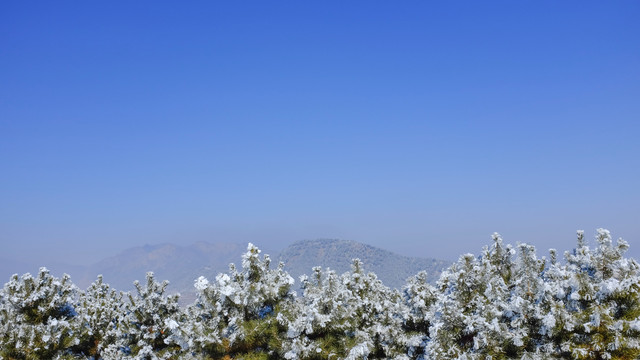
[278,239,450,289]
[2,239,450,302]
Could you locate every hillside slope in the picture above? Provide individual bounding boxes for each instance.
[277,239,450,289]
[77,242,248,294]
[2,240,450,299]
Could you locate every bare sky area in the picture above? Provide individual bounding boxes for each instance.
[1,1,639,268]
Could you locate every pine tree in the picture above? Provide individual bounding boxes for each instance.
[341,259,407,359]
[71,275,125,358]
[112,272,185,359]
[426,254,477,359]
[480,233,517,359]
[402,270,437,359]
[0,268,79,359]
[280,266,354,359]
[501,243,547,357]
[281,259,407,359]
[180,275,226,357]
[561,229,640,359]
[190,243,295,359]
[427,234,520,359]
[1,231,639,359]
[428,252,492,358]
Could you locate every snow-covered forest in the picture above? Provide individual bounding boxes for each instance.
[2,229,639,360]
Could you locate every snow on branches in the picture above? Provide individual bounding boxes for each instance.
[1,230,640,359]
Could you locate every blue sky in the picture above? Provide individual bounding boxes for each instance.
[1,1,639,266]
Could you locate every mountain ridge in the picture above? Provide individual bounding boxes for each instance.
[277,239,449,289]
[1,240,451,298]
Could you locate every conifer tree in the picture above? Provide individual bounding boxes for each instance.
[427,234,516,359]
[190,243,295,359]
[501,243,547,357]
[536,247,575,356]
[561,229,640,359]
[281,259,407,359]
[427,254,479,359]
[1,231,639,359]
[71,275,125,358]
[111,272,185,359]
[0,268,79,359]
[341,259,407,359]
[402,270,437,359]
[180,275,225,357]
[280,266,352,359]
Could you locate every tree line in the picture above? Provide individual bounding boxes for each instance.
[1,229,640,359]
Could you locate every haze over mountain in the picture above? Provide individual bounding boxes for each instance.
[0,257,85,287]
[1,240,450,298]
[78,242,251,293]
[278,239,450,289]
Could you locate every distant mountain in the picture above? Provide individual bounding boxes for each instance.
[0,257,87,285]
[76,242,249,294]
[277,239,450,289]
[0,257,39,282]
[1,240,451,303]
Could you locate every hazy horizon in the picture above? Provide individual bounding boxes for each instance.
[2,2,639,270]
[2,229,637,269]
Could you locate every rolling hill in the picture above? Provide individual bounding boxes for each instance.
[1,240,451,302]
[277,239,450,289]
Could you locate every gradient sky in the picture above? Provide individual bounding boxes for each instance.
[1,1,639,267]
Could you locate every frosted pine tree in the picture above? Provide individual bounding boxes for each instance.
[109,272,185,359]
[0,268,79,359]
[190,243,294,359]
[179,275,225,357]
[72,275,125,358]
[561,229,640,359]
[281,259,407,359]
[280,266,352,359]
[402,270,437,359]
[502,243,547,357]
[427,234,516,359]
[1,230,638,359]
[427,254,478,359]
[475,234,519,359]
[536,247,575,356]
[341,259,407,359]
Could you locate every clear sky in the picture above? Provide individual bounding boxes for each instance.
[1,1,639,266]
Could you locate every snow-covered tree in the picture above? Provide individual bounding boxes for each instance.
[500,242,547,357]
[402,270,438,359]
[427,229,640,360]
[559,229,640,359]
[111,272,185,359]
[178,275,225,357]
[187,243,295,359]
[0,268,79,359]
[279,266,351,359]
[281,259,408,359]
[1,230,639,359]
[427,234,520,359]
[71,275,125,358]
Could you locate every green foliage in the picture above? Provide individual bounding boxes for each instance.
[0,268,78,359]
[118,272,184,359]
[279,259,409,359]
[72,275,124,358]
[558,229,640,360]
[186,243,295,359]
[400,271,438,359]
